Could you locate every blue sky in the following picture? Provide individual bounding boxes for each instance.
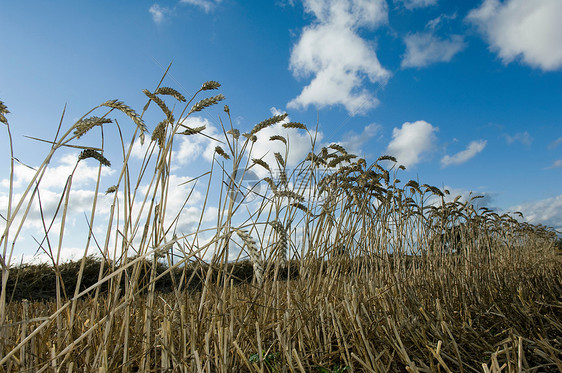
[1,0,562,261]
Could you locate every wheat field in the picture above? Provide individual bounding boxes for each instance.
[0,72,561,372]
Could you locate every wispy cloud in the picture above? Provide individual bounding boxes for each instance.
[180,0,222,13]
[548,136,562,149]
[149,4,171,24]
[401,32,465,68]
[547,160,562,169]
[467,0,562,71]
[150,0,221,23]
[511,194,562,232]
[288,0,390,115]
[401,13,465,68]
[441,140,486,167]
[386,120,438,168]
[338,123,382,156]
[396,0,437,10]
[503,131,532,146]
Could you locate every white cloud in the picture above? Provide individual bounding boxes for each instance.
[0,139,223,264]
[467,0,562,71]
[397,0,437,10]
[401,32,465,68]
[249,107,323,177]
[511,194,562,232]
[8,153,114,190]
[20,246,90,264]
[149,4,170,23]
[386,120,438,168]
[180,0,222,13]
[130,136,151,160]
[288,0,390,115]
[428,186,494,210]
[156,174,214,234]
[547,160,562,169]
[338,123,382,155]
[0,155,118,264]
[0,187,111,235]
[173,116,223,166]
[426,13,457,31]
[504,131,532,146]
[548,136,562,149]
[441,140,487,167]
[172,110,322,177]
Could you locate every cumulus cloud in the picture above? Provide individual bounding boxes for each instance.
[173,117,223,166]
[504,131,532,146]
[386,120,438,168]
[441,140,487,167]
[149,4,171,23]
[155,174,216,234]
[466,0,562,71]
[397,0,437,10]
[180,0,222,13]
[401,33,465,68]
[0,139,226,264]
[8,153,114,190]
[288,0,390,115]
[167,110,322,180]
[0,154,120,264]
[428,186,495,210]
[511,194,562,232]
[249,107,323,177]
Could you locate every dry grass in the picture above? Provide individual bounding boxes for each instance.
[0,72,561,372]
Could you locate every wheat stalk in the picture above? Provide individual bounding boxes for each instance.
[328,143,347,154]
[234,229,263,286]
[201,81,221,91]
[73,116,112,139]
[189,93,225,114]
[155,86,186,102]
[78,149,111,167]
[328,154,357,168]
[269,220,288,263]
[250,113,288,135]
[215,146,230,160]
[269,135,287,144]
[143,89,175,124]
[2,74,560,372]
[282,122,307,130]
[242,133,258,142]
[226,129,240,140]
[179,125,206,135]
[274,152,286,169]
[274,190,305,202]
[101,99,147,144]
[252,158,271,172]
[151,120,168,147]
[263,177,278,193]
[0,99,9,125]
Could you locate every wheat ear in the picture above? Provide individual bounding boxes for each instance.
[234,229,264,286]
